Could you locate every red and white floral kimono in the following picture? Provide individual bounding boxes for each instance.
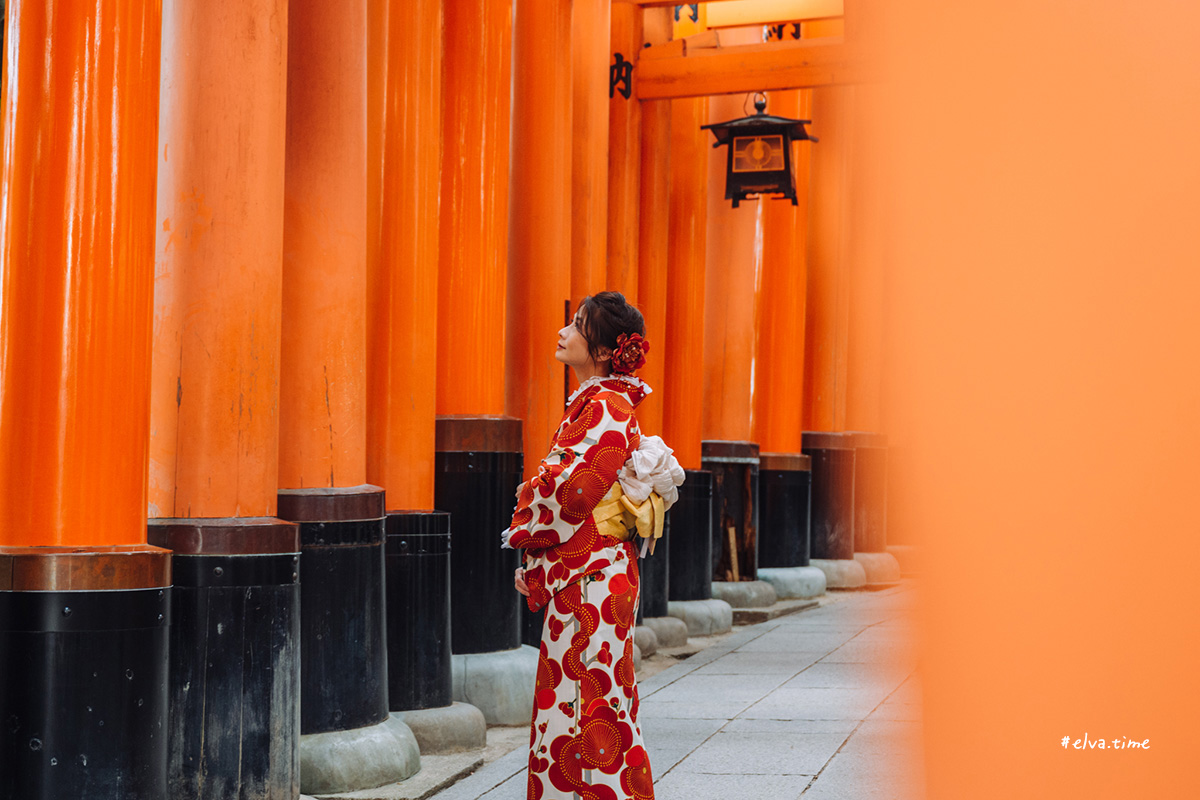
[504,374,656,800]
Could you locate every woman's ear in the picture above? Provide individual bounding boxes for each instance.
[595,348,612,363]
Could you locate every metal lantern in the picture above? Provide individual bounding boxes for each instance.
[701,93,817,208]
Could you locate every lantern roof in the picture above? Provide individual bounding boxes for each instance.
[701,111,818,146]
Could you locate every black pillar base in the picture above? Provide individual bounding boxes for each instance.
[277,486,388,735]
[0,546,172,800]
[149,518,301,800]
[385,510,452,711]
[667,469,713,602]
[434,415,523,656]
[846,432,889,553]
[802,432,856,561]
[757,452,813,568]
[639,520,670,618]
[701,441,761,582]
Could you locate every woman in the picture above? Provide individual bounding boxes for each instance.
[502,291,680,800]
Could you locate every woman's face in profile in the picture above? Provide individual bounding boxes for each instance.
[555,309,592,369]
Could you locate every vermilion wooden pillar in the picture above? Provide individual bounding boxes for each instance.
[634,6,674,439]
[701,94,758,446]
[438,0,512,417]
[606,1,642,301]
[367,0,442,511]
[508,0,572,482]
[662,95,708,471]
[149,2,303,796]
[700,87,762,583]
[754,89,813,453]
[0,0,161,548]
[280,0,368,495]
[150,1,289,519]
[803,87,854,433]
[571,0,610,309]
[0,4,170,798]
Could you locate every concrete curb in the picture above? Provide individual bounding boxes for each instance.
[732,598,819,625]
[451,646,538,726]
[886,544,920,576]
[300,715,421,795]
[633,625,659,657]
[756,565,827,599]
[711,580,778,608]
[393,704,486,755]
[809,558,868,590]
[666,598,734,636]
[854,551,902,588]
[640,616,688,647]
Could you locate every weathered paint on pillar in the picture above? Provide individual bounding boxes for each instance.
[438,0,512,416]
[606,1,642,301]
[151,0,289,518]
[753,89,813,453]
[662,94,708,470]
[634,8,674,438]
[0,0,163,546]
[281,0,368,490]
[367,0,442,509]
[571,0,610,311]
[508,0,573,480]
[701,83,760,444]
[802,84,854,433]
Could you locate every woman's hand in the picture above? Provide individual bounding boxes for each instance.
[514,567,531,597]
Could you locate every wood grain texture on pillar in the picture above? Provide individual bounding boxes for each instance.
[437,0,512,416]
[281,0,369,490]
[367,0,442,509]
[151,0,289,518]
[508,0,573,480]
[0,1,162,546]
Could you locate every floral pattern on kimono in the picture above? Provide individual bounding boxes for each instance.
[505,375,655,800]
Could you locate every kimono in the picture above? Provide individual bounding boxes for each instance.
[504,374,656,800]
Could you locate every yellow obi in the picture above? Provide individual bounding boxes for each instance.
[592,483,665,555]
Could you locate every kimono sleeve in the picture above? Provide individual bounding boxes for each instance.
[505,393,635,550]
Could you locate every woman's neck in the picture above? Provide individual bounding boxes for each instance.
[571,363,611,384]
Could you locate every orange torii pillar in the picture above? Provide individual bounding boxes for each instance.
[662,83,722,632]
[751,90,827,601]
[507,0,573,667]
[699,87,769,609]
[276,2,421,792]
[436,0,531,727]
[571,0,611,310]
[0,4,170,798]
[147,2,302,797]
[368,0,483,754]
[801,83,867,590]
[606,1,642,302]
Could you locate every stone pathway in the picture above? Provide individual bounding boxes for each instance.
[429,582,924,800]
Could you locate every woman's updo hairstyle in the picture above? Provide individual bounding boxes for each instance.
[579,291,647,374]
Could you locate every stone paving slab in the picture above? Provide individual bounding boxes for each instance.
[732,598,819,625]
[671,730,849,775]
[651,771,810,800]
[425,583,923,800]
[688,650,826,676]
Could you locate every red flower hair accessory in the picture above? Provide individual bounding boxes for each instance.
[611,333,649,375]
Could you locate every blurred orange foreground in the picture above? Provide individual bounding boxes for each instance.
[872,1,1200,797]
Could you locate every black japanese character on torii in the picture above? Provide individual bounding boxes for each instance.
[610,53,633,100]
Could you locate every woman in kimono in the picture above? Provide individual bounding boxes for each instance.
[503,291,683,800]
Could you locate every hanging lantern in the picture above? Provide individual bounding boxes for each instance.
[701,93,817,208]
